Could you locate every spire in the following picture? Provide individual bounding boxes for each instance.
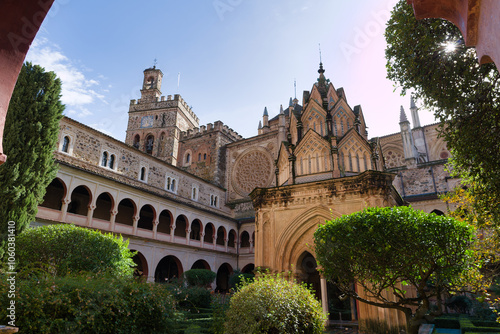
[410,95,417,109]
[258,120,262,129]
[280,104,284,114]
[289,97,293,107]
[263,107,268,117]
[399,106,409,123]
[318,62,325,75]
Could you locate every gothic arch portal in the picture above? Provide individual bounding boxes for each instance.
[274,205,339,272]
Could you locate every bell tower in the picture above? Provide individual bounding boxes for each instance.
[126,66,199,166]
[140,67,163,103]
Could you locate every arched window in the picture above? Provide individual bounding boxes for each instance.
[364,153,369,171]
[109,154,115,169]
[133,135,140,149]
[356,154,360,172]
[204,153,207,160]
[166,177,171,190]
[198,153,201,161]
[192,187,197,200]
[62,136,70,153]
[348,153,353,171]
[171,179,176,192]
[140,167,146,181]
[101,152,108,167]
[146,135,154,154]
[186,153,190,163]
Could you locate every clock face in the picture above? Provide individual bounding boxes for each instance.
[141,116,154,128]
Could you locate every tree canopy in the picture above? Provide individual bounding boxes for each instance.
[385,0,500,224]
[0,62,64,260]
[314,206,477,334]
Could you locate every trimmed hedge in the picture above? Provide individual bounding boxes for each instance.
[184,269,216,287]
[0,274,177,333]
[16,224,135,277]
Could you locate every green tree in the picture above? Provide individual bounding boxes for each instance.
[16,224,136,277]
[385,0,500,224]
[314,206,477,334]
[0,62,64,259]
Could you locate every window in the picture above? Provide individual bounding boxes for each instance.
[186,153,190,163]
[210,194,219,207]
[171,179,176,192]
[62,136,70,153]
[140,167,146,181]
[101,152,108,167]
[133,135,140,149]
[198,153,201,161]
[191,185,198,201]
[109,154,115,169]
[203,153,207,160]
[166,176,177,193]
[145,135,154,154]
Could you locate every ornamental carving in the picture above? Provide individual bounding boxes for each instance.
[232,150,273,196]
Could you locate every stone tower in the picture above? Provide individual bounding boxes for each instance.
[125,66,199,166]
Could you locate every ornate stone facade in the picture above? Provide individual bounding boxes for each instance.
[36,63,458,326]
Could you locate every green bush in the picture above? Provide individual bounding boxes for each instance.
[177,286,213,309]
[16,224,135,277]
[229,269,254,291]
[0,274,177,333]
[224,272,326,334]
[184,269,216,287]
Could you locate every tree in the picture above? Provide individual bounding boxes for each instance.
[0,62,64,260]
[16,224,136,277]
[385,0,500,224]
[314,206,477,334]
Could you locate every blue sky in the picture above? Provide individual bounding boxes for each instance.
[27,0,437,141]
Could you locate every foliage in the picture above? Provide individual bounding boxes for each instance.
[385,0,500,224]
[224,272,326,334]
[176,286,213,309]
[0,62,64,260]
[359,319,407,334]
[211,293,231,334]
[183,269,216,288]
[228,269,254,291]
[0,273,177,334]
[16,224,135,277]
[314,206,477,334]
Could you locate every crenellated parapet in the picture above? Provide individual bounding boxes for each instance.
[129,94,199,124]
[180,120,243,142]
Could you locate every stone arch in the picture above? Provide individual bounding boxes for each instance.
[40,177,66,210]
[174,214,188,238]
[429,136,450,161]
[216,263,233,292]
[240,231,250,248]
[296,251,321,300]
[204,223,215,244]
[216,226,226,246]
[133,134,140,149]
[382,145,405,169]
[131,250,149,278]
[228,229,237,248]
[155,255,183,283]
[191,259,210,270]
[138,204,156,230]
[190,219,202,240]
[431,209,445,216]
[93,192,114,221]
[145,134,154,154]
[275,205,338,272]
[68,185,92,216]
[158,209,172,234]
[115,198,137,226]
[241,263,255,274]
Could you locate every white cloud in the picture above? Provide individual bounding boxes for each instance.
[26,38,105,109]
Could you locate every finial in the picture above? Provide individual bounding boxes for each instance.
[289,97,293,107]
[319,43,322,63]
[263,107,268,116]
[153,58,157,69]
[280,104,284,114]
[294,78,297,99]
[258,120,262,129]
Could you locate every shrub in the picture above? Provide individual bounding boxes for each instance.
[184,269,216,287]
[224,272,326,334]
[177,286,213,309]
[16,224,135,277]
[0,274,177,333]
[229,269,254,291]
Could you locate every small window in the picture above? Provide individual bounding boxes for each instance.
[133,135,140,149]
[198,153,201,161]
[102,152,108,167]
[140,167,146,181]
[204,153,207,160]
[171,179,176,192]
[192,186,198,200]
[109,154,115,169]
[62,136,70,153]
[186,153,191,163]
[146,135,154,154]
[166,177,171,190]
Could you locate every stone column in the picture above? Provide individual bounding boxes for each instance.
[132,215,139,235]
[320,277,329,322]
[153,220,159,239]
[87,204,96,227]
[109,209,118,231]
[60,198,71,222]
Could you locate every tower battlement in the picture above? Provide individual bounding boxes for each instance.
[180,120,242,141]
[129,94,200,124]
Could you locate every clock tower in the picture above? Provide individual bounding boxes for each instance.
[125,66,199,166]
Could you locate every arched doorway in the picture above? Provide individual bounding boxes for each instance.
[40,178,66,210]
[155,255,183,283]
[191,259,210,270]
[216,263,233,292]
[297,252,321,301]
[241,263,254,274]
[68,185,91,216]
[131,250,148,278]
